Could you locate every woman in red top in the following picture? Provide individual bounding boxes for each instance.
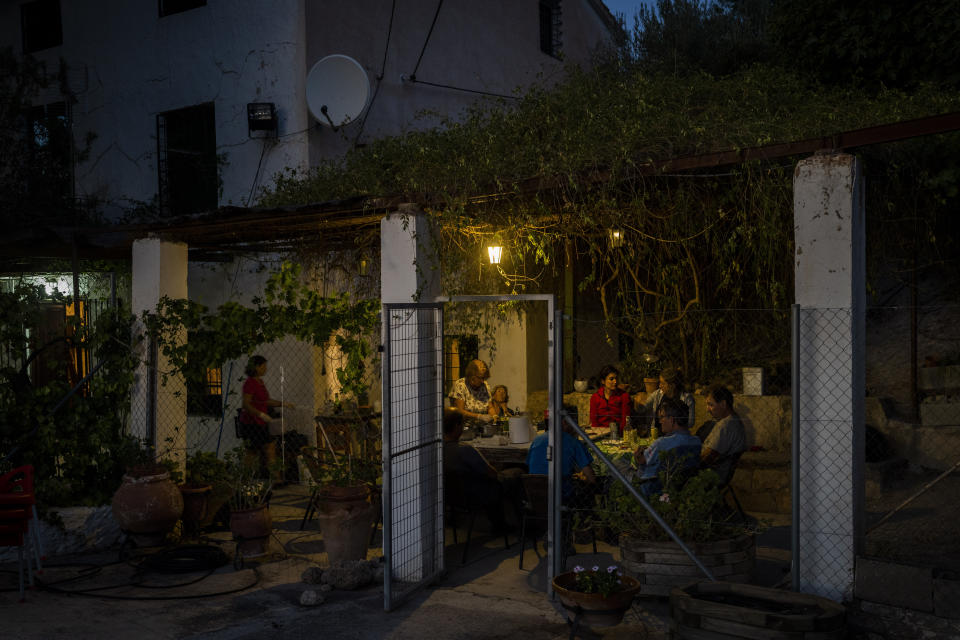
[239,355,293,482]
[589,364,630,432]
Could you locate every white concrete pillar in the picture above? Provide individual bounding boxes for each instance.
[793,152,866,601]
[381,207,442,582]
[131,237,189,475]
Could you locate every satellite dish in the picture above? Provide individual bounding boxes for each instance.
[305,54,370,128]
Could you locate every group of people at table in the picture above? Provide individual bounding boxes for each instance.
[443,359,748,532]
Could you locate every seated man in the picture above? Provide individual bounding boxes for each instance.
[634,397,701,496]
[442,410,509,533]
[700,384,747,484]
[526,416,596,502]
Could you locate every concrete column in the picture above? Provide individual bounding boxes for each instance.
[131,237,189,474]
[381,207,442,582]
[793,152,865,601]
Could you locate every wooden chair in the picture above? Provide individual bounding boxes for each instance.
[714,450,747,522]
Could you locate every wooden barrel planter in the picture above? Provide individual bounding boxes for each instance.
[670,581,846,639]
[619,533,755,597]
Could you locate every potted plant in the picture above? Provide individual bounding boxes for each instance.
[599,467,757,597]
[639,353,660,394]
[179,451,231,534]
[224,448,273,558]
[551,564,641,628]
[311,446,381,563]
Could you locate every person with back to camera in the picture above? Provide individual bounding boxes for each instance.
[526,415,596,501]
[238,355,294,483]
[699,384,747,484]
[442,409,511,534]
[642,366,695,432]
[449,359,496,430]
[634,396,701,496]
[589,364,631,433]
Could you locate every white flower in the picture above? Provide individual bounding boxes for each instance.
[659,493,670,503]
[573,565,584,573]
[592,565,599,572]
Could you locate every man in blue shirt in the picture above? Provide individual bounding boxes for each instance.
[526,418,596,500]
[635,396,701,496]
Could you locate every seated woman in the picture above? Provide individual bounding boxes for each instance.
[642,366,695,431]
[634,396,701,496]
[488,384,514,418]
[448,359,495,426]
[589,364,630,432]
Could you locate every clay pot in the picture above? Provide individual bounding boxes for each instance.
[178,483,212,534]
[643,377,659,394]
[316,502,376,563]
[229,504,272,558]
[317,484,370,514]
[552,571,642,627]
[111,469,184,547]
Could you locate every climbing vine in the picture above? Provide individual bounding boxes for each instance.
[142,262,379,401]
[261,62,960,380]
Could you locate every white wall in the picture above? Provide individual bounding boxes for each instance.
[0,0,614,221]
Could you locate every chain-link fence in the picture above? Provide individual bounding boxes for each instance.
[864,303,960,579]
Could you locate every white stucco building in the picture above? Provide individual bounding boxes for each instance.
[1,0,618,219]
[0,0,618,458]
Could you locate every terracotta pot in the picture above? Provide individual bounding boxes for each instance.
[317,484,370,514]
[230,504,272,558]
[111,469,184,547]
[643,377,659,394]
[178,483,212,534]
[552,571,642,627]
[315,502,376,563]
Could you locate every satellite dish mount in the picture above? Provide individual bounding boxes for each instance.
[306,54,371,130]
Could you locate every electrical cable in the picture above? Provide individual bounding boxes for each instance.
[13,545,261,601]
[246,139,269,206]
[354,0,397,147]
[410,0,444,80]
[403,77,518,101]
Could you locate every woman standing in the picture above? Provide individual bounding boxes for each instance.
[643,366,695,431]
[589,364,630,432]
[238,355,294,482]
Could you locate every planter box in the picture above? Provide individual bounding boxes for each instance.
[619,533,755,597]
[671,580,845,639]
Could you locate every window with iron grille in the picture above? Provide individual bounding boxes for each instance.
[186,331,222,416]
[159,0,206,17]
[21,0,62,53]
[539,0,562,58]
[157,103,218,216]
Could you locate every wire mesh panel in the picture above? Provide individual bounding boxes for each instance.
[796,307,860,601]
[382,303,444,611]
[864,303,960,595]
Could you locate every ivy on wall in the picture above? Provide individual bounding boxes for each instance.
[142,262,379,401]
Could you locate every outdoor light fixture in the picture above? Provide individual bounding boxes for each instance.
[247,102,277,136]
[487,245,503,265]
[609,228,624,248]
[358,256,369,276]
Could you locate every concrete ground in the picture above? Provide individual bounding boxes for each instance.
[0,485,790,639]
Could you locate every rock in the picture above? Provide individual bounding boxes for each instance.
[319,583,333,592]
[299,589,325,606]
[301,566,324,584]
[321,559,375,590]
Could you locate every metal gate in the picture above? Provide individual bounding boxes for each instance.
[382,303,445,611]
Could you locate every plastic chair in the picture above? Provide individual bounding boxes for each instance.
[0,465,42,600]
